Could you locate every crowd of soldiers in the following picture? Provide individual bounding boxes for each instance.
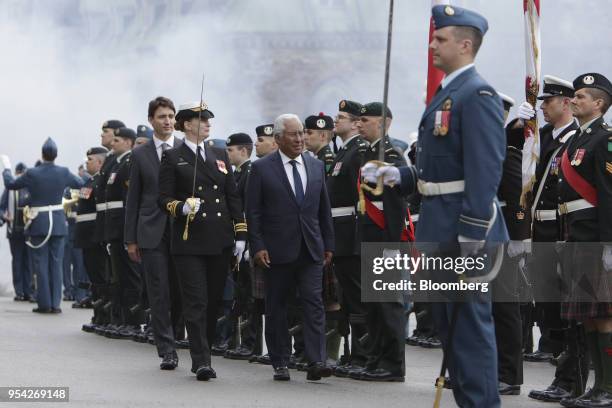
[1,4,612,408]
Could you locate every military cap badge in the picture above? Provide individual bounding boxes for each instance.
[444,6,455,16]
[583,75,595,85]
[361,106,367,114]
[339,100,346,109]
[317,119,326,128]
[264,126,273,136]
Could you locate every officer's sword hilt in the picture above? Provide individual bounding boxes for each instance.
[183,72,206,241]
[360,0,394,212]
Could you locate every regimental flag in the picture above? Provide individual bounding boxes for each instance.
[521,0,541,207]
[426,0,449,105]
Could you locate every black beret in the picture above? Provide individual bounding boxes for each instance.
[255,124,274,137]
[175,101,215,123]
[305,113,334,131]
[86,146,109,156]
[338,100,363,116]
[226,132,253,146]
[15,162,27,173]
[136,125,153,140]
[102,120,125,130]
[573,73,612,97]
[360,102,393,119]
[113,127,136,140]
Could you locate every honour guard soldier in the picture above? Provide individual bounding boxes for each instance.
[135,124,154,147]
[2,138,84,313]
[326,100,371,377]
[492,93,530,396]
[0,163,32,301]
[254,124,277,158]
[353,102,408,382]
[224,132,264,360]
[125,97,184,370]
[365,6,508,406]
[304,113,335,175]
[159,101,247,381]
[93,119,124,336]
[556,73,612,408]
[76,147,109,331]
[104,127,144,338]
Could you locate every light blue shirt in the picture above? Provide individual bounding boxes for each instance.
[441,63,475,89]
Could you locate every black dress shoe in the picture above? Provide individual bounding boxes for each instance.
[529,385,573,402]
[160,352,178,370]
[574,389,612,408]
[306,362,332,381]
[14,295,26,301]
[499,382,521,395]
[82,322,98,333]
[562,388,595,407]
[211,342,230,356]
[406,333,424,346]
[175,339,190,349]
[333,364,364,378]
[524,350,554,362]
[273,366,290,381]
[420,336,442,349]
[358,368,405,382]
[51,308,62,314]
[196,365,214,381]
[32,307,52,313]
[63,295,74,302]
[224,345,254,360]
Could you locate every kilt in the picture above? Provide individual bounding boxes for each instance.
[560,242,612,321]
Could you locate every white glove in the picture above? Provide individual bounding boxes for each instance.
[507,240,526,258]
[603,245,612,272]
[0,155,11,170]
[234,240,246,263]
[182,198,201,215]
[523,239,532,254]
[376,166,401,187]
[242,249,250,262]
[361,162,378,184]
[458,235,485,257]
[517,101,535,121]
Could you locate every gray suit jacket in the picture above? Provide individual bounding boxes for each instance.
[124,137,182,248]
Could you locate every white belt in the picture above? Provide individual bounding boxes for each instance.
[558,199,594,215]
[498,201,507,207]
[535,209,557,221]
[417,179,465,196]
[331,207,355,218]
[358,200,383,213]
[30,204,63,212]
[76,213,97,223]
[411,214,419,223]
[67,213,77,220]
[106,201,123,210]
[96,203,106,212]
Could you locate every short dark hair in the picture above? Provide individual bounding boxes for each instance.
[585,88,612,115]
[235,144,253,157]
[148,96,175,119]
[453,26,483,56]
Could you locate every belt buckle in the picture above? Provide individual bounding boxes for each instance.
[558,203,568,215]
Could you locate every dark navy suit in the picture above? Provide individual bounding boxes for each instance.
[398,66,507,407]
[3,163,83,310]
[247,150,334,367]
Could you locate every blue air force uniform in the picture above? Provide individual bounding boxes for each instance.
[397,6,507,407]
[2,138,84,312]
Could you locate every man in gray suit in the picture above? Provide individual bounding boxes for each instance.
[125,96,183,370]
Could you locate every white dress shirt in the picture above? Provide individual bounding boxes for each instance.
[441,63,475,89]
[552,119,577,140]
[153,134,176,161]
[279,150,307,196]
[183,138,207,162]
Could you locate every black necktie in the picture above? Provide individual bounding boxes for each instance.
[289,160,304,205]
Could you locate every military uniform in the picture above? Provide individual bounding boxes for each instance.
[158,102,246,378]
[317,145,335,176]
[326,101,370,373]
[0,166,32,300]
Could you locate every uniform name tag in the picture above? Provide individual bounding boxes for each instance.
[216,160,228,174]
[107,173,117,184]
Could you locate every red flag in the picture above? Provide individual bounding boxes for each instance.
[426,0,449,105]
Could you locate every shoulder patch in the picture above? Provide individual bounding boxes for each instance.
[478,89,494,97]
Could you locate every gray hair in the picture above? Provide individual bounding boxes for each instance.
[273,113,302,137]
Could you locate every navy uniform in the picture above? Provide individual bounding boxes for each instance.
[2,138,84,313]
[558,74,612,407]
[492,93,530,394]
[397,7,507,407]
[0,163,32,301]
[159,102,246,379]
[353,102,408,382]
[326,100,371,375]
[75,147,110,331]
[104,127,144,337]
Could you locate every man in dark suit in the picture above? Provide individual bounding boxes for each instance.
[125,96,184,370]
[247,113,335,382]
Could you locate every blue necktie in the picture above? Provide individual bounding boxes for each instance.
[289,160,304,205]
